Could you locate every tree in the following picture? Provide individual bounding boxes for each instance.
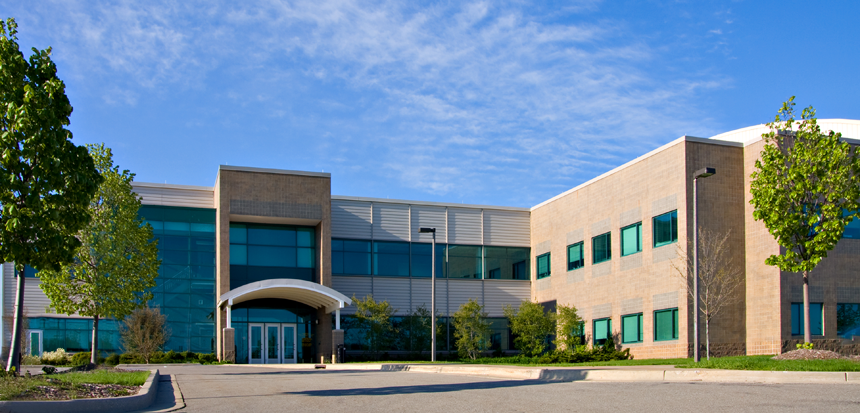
[452,298,491,360]
[120,307,170,364]
[672,228,743,360]
[352,294,396,359]
[38,144,160,365]
[504,300,555,357]
[399,305,436,356]
[553,303,583,352]
[749,97,860,344]
[0,18,102,372]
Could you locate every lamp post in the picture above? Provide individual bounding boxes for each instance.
[419,227,437,362]
[693,167,715,363]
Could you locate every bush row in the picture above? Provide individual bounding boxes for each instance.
[23,348,218,366]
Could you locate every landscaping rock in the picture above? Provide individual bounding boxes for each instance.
[772,349,858,361]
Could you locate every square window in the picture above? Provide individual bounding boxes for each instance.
[654,308,679,341]
[622,313,643,343]
[592,232,611,264]
[567,242,584,271]
[536,253,551,279]
[653,211,678,247]
[837,303,860,339]
[791,303,824,336]
[621,222,643,256]
[593,318,612,345]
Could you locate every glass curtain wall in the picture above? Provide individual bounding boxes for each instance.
[28,317,122,355]
[484,247,530,280]
[229,223,316,288]
[141,205,216,354]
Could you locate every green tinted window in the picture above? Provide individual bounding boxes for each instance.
[593,318,611,345]
[373,241,410,277]
[654,308,678,341]
[791,303,823,336]
[622,313,643,343]
[536,253,551,279]
[447,245,482,279]
[653,210,678,247]
[837,303,860,339]
[567,242,584,271]
[592,232,611,264]
[332,239,371,275]
[621,222,643,256]
[410,242,446,278]
[485,246,530,280]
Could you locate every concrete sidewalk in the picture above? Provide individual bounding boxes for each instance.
[216,362,860,384]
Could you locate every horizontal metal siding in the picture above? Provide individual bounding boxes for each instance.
[447,280,483,312]
[411,205,447,243]
[132,185,214,208]
[371,278,410,313]
[483,281,531,317]
[331,200,372,240]
[3,264,59,318]
[332,276,372,315]
[483,210,530,247]
[409,279,447,314]
[372,203,410,241]
[448,208,482,245]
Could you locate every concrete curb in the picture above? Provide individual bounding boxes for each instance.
[0,369,160,413]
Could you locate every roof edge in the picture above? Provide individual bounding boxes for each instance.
[218,165,331,178]
[331,195,530,212]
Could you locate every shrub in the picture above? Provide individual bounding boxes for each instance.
[504,300,556,357]
[120,307,170,364]
[105,354,120,366]
[71,352,91,366]
[198,353,217,364]
[40,348,70,365]
[21,355,41,365]
[119,353,144,364]
[41,366,57,375]
[181,351,194,361]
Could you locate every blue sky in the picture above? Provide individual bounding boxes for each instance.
[5,1,859,207]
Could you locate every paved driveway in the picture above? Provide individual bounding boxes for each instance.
[152,365,860,413]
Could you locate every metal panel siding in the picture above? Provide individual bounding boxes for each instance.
[132,185,214,208]
[371,278,411,313]
[483,281,531,317]
[411,206,447,243]
[410,279,432,312]
[332,276,372,315]
[372,203,410,241]
[483,210,530,247]
[3,264,56,318]
[331,200,372,240]
[447,280,483,311]
[448,208,482,245]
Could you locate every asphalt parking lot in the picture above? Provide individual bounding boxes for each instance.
[147,365,860,413]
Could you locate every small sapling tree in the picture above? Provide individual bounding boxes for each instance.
[504,300,555,357]
[352,294,396,360]
[452,299,491,360]
[120,307,171,364]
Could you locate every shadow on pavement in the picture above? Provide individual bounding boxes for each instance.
[283,379,550,397]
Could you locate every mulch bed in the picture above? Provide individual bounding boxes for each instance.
[15,379,138,401]
[772,349,860,361]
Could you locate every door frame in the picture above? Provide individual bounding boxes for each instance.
[26,329,43,357]
[282,323,297,364]
[264,323,281,364]
[249,324,264,364]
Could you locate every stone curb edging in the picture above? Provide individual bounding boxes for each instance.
[0,369,159,413]
[380,364,860,384]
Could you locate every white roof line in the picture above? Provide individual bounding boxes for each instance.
[332,195,530,212]
[218,278,352,313]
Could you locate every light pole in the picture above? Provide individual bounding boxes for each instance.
[693,167,715,363]
[419,227,437,362]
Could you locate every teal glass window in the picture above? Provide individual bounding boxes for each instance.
[230,223,316,287]
[410,242,446,278]
[791,302,824,336]
[592,232,611,264]
[332,239,371,275]
[593,318,612,345]
[567,242,584,271]
[536,253,551,279]
[653,210,678,247]
[373,241,410,277]
[447,245,482,279]
[621,313,643,343]
[837,303,860,339]
[654,308,679,341]
[843,209,860,239]
[621,222,643,256]
[484,246,530,280]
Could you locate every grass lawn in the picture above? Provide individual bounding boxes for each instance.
[45,370,150,386]
[0,369,149,401]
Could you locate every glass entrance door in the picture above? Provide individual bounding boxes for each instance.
[265,324,280,364]
[27,330,42,357]
[249,324,264,364]
[283,324,296,364]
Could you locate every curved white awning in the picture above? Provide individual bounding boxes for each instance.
[218,278,352,314]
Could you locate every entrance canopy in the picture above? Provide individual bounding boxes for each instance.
[218,279,351,313]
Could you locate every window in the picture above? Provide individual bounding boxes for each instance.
[791,303,824,336]
[410,242,446,278]
[653,210,678,247]
[654,308,679,341]
[572,321,585,345]
[567,242,584,271]
[621,313,643,344]
[843,209,860,239]
[447,245,483,279]
[332,239,371,275]
[837,303,860,339]
[592,232,611,264]
[621,222,643,256]
[484,246,531,280]
[593,318,612,345]
[373,241,410,277]
[536,253,551,279]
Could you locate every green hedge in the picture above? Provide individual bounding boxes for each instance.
[106,350,218,365]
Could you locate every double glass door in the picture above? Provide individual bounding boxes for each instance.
[249,323,297,364]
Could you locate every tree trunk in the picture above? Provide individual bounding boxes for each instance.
[803,270,811,344]
[91,315,99,365]
[6,268,26,373]
[705,316,711,361]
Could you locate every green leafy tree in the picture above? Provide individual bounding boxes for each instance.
[39,144,160,364]
[452,298,491,360]
[352,294,396,359]
[0,18,102,372]
[750,96,860,344]
[504,300,555,357]
[553,303,583,352]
